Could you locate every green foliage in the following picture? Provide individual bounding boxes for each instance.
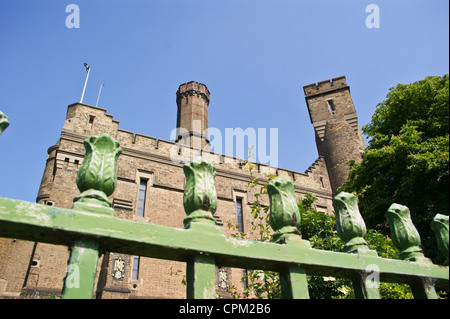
[339,74,449,263]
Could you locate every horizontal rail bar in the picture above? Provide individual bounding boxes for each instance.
[0,197,448,289]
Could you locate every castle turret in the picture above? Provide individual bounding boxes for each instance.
[176,81,210,151]
[303,76,366,195]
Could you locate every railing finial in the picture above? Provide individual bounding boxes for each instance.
[73,133,122,214]
[431,214,449,265]
[333,192,374,254]
[183,156,218,229]
[268,176,306,244]
[386,203,430,263]
[0,111,9,135]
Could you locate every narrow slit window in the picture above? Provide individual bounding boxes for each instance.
[136,178,148,217]
[319,176,325,188]
[131,256,140,280]
[327,99,336,112]
[88,115,95,129]
[236,198,243,233]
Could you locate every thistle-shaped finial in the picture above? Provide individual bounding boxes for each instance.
[268,176,305,244]
[333,192,372,254]
[73,134,122,214]
[0,111,9,135]
[183,156,218,229]
[431,214,449,265]
[386,203,429,263]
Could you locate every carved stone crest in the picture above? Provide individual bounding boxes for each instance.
[217,269,229,290]
[112,257,126,280]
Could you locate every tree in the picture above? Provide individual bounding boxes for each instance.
[339,74,449,262]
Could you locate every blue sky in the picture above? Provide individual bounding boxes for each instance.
[0,0,448,203]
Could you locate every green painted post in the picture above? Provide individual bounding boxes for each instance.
[408,278,438,299]
[333,192,381,299]
[280,265,309,299]
[351,270,381,299]
[186,254,216,299]
[61,239,100,299]
[386,203,438,299]
[268,176,310,299]
[61,133,122,299]
[183,157,220,299]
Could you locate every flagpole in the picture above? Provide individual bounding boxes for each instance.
[95,84,104,107]
[80,63,91,103]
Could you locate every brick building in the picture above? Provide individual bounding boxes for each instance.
[0,76,365,298]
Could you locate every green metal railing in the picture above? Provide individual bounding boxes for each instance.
[0,113,448,299]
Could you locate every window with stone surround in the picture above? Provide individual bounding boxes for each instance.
[135,171,153,219]
[327,99,336,113]
[131,256,140,280]
[88,115,95,129]
[236,198,244,233]
[136,178,148,217]
[233,190,247,234]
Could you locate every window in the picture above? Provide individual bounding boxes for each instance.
[136,178,148,217]
[135,171,153,219]
[327,99,336,112]
[315,205,329,214]
[89,115,95,129]
[236,198,244,233]
[131,256,140,280]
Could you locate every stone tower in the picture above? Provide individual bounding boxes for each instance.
[303,76,366,195]
[175,81,210,151]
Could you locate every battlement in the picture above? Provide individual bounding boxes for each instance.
[59,102,330,194]
[176,81,210,104]
[303,76,348,97]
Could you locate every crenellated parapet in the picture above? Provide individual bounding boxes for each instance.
[176,81,210,105]
[303,76,348,98]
